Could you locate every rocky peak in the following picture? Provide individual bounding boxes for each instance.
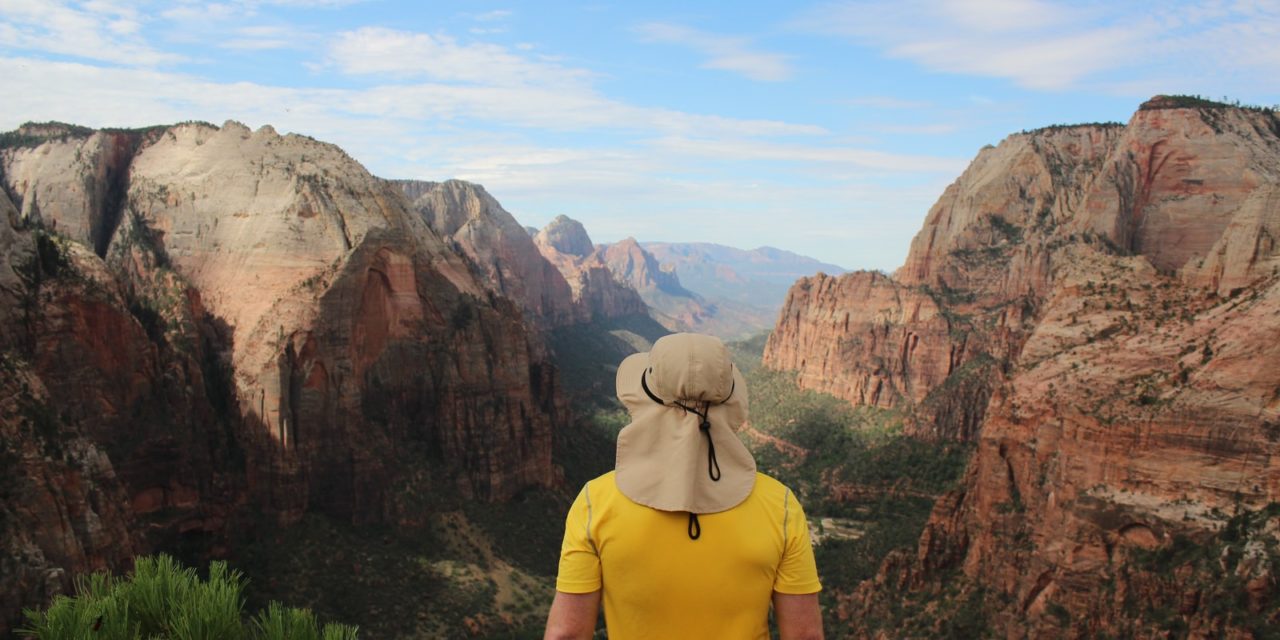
[771,98,1280,440]
[764,98,1280,636]
[535,215,594,258]
[396,179,582,327]
[600,237,690,296]
[528,216,648,322]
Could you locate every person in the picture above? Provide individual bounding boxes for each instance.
[545,333,824,640]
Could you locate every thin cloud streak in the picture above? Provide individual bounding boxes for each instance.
[0,0,183,66]
[795,0,1280,93]
[633,22,793,82]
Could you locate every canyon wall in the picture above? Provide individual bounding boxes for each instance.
[763,98,1280,635]
[532,215,648,321]
[0,123,564,633]
[766,99,1280,441]
[395,179,584,327]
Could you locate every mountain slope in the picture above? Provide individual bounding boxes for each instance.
[765,97,1280,637]
[0,122,563,633]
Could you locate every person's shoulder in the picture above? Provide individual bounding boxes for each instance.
[751,472,795,498]
[581,470,619,497]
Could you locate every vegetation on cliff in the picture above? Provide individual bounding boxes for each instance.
[20,555,358,639]
[729,334,973,634]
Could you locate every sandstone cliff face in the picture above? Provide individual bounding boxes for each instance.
[535,214,594,258]
[767,100,1280,443]
[0,122,564,632]
[596,237,769,337]
[774,99,1280,636]
[765,271,957,408]
[532,216,647,321]
[847,247,1280,638]
[765,125,1101,438]
[0,212,242,636]
[395,179,582,327]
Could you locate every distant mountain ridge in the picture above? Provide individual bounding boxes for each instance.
[642,241,846,311]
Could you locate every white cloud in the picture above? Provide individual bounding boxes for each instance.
[219,25,308,50]
[0,0,182,66]
[633,22,793,82]
[327,27,594,88]
[796,0,1280,94]
[796,1,1138,90]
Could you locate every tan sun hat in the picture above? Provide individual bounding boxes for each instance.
[614,333,756,517]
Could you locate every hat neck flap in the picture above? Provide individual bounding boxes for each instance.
[614,339,756,515]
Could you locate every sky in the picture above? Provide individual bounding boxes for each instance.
[2,1,1279,271]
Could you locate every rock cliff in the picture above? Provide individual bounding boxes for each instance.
[535,214,595,258]
[767,99,1280,442]
[596,237,770,338]
[0,122,563,633]
[532,216,648,321]
[394,179,583,327]
[761,98,1280,635]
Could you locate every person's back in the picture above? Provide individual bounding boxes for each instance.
[545,333,824,640]
[556,471,819,638]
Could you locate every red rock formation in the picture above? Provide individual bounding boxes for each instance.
[767,100,1280,442]
[765,98,1280,636]
[765,271,957,408]
[846,247,1280,637]
[0,122,565,631]
[395,179,583,327]
[532,216,647,321]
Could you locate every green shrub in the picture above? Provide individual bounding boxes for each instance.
[20,554,358,640]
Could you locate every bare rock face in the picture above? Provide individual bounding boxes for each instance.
[535,215,594,258]
[0,215,240,636]
[775,98,1280,636]
[765,271,956,408]
[768,101,1280,443]
[0,122,564,631]
[0,365,140,638]
[395,179,582,327]
[2,123,140,256]
[532,216,647,321]
[847,247,1280,637]
[601,237,690,296]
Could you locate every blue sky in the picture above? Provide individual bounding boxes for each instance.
[2,1,1279,270]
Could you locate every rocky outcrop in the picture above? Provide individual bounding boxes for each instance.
[395,179,582,327]
[0,122,564,632]
[532,216,647,321]
[846,246,1280,637]
[773,98,1280,636]
[765,271,957,408]
[767,100,1280,442]
[0,214,242,636]
[597,237,762,337]
[535,215,594,258]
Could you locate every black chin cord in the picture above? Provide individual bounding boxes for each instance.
[675,401,720,482]
[676,400,720,541]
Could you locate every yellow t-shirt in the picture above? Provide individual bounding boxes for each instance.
[555,471,821,639]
